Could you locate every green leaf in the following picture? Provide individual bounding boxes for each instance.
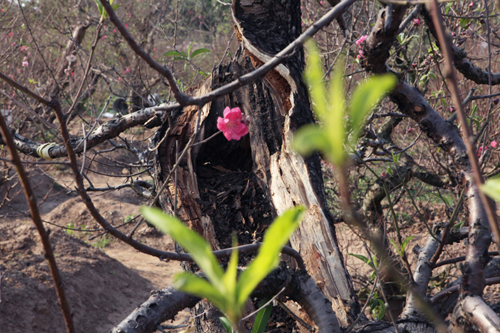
[397,33,405,44]
[292,125,331,157]
[236,206,305,308]
[304,40,327,120]
[251,299,273,333]
[164,50,183,57]
[174,272,227,312]
[141,207,225,291]
[223,236,239,306]
[112,4,121,11]
[482,179,500,202]
[327,56,346,166]
[401,235,415,254]
[392,152,400,165]
[349,253,377,270]
[389,238,401,257]
[349,74,397,145]
[187,42,194,58]
[191,48,211,59]
[372,298,386,320]
[445,2,453,14]
[460,18,470,29]
[348,253,369,264]
[219,317,233,333]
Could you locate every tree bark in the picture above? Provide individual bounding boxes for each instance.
[153,0,358,330]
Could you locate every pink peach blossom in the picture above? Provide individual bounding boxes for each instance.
[217,107,249,141]
[413,19,421,26]
[355,35,368,46]
[491,141,498,148]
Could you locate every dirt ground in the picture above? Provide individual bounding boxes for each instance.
[0,164,187,333]
[0,156,498,332]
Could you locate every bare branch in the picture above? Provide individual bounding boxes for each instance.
[0,106,75,332]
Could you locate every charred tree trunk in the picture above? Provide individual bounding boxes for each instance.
[153,0,358,330]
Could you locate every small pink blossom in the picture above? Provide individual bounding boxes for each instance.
[413,18,421,26]
[217,107,249,141]
[11,42,15,46]
[8,32,13,37]
[469,2,474,7]
[407,127,414,133]
[124,24,128,28]
[491,141,498,148]
[22,59,29,67]
[198,15,201,19]
[21,45,25,51]
[102,35,107,39]
[357,50,364,59]
[17,69,21,74]
[320,1,323,4]
[478,146,488,156]
[355,35,368,46]
[118,77,122,81]
[113,29,116,33]
[128,13,132,18]
[381,172,387,178]
[125,68,130,73]
[70,72,74,76]
[1,8,4,12]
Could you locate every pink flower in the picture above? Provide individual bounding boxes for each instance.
[125,68,130,73]
[413,19,421,26]
[217,107,249,141]
[491,141,498,148]
[478,146,488,156]
[355,35,368,46]
[22,61,28,67]
[357,50,364,59]
[118,77,122,81]
[381,172,387,178]
[70,72,74,76]
[17,69,21,73]
[102,35,107,39]
[320,1,323,4]
[8,32,13,37]
[21,45,25,51]
[124,24,128,28]
[407,127,414,133]
[113,29,116,33]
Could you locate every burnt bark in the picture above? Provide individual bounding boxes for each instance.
[153,0,358,331]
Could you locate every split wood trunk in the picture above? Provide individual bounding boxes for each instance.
[153,0,358,330]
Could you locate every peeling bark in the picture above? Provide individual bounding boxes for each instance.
[153,0,358,329]
[451,296,500,333]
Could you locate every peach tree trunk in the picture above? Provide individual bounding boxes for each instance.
[153,0,358,330]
